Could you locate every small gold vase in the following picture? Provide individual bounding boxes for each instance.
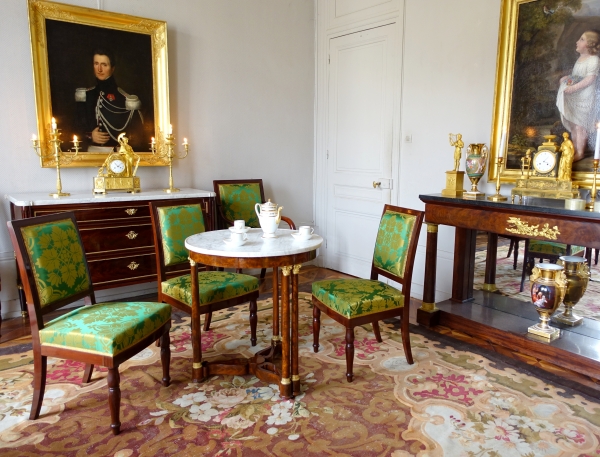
[551,256,590,326]
[529,263,567,340]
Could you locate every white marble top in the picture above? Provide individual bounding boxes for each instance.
[186,228,323,258]
[5,188,214,207]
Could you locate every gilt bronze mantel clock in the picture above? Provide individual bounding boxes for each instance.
[93,134,141,194]
[511,134,579,203]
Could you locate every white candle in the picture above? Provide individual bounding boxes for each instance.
[151,137,155,144]
[73,135,78,142]
[168,124,173,135]
[51,117,57,131]
[183,138,188,146]
[31,134,37,141]
[498,130,506,158]
[595,123,600,160]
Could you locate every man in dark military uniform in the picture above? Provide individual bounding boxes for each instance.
[76,48,145,151]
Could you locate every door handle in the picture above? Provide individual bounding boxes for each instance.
[373,181,381,188]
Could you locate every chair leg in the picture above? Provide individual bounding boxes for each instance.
[249,299,258,346]
[507,240,514,258]
[512,240,519,270]
[312,306,321,353]
[260,268,266,280]
[520,240,530,292]
[345,327,355,383]
[160,330,171,387]
[401,317,414,365]
[372,321,382,343]
[82,364,94,383]
[29,353,47,420]
[107,367,121,435]
[595,248,599,265]
[203,312,212,332]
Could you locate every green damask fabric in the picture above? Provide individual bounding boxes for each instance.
[162,271,259,306]
[158,204,206,266]
[217,183,262,228]
[312,279,404,318]
[529,241,584,256]
[373,210,416,279]
[21,219,90,308]
[39,301,171,356]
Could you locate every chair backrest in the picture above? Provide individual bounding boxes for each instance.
[7,212,94,329]
[149,202,206,277]
[371,205,424,296]
[213,179,265,229]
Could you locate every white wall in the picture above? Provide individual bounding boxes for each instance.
[0,0,315,318]
[399,0,501,301]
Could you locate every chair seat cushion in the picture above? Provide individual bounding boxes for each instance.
[529,241,584,256]
[39,301,171,356]
[312,279,404,319]
[162,271,259,306]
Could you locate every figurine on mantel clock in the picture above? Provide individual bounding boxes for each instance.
[511,134,580,203]
[93,133,141,194]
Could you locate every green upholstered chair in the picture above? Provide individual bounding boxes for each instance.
[312,204,424,382]
[213,179,296,280]
[7,213,171,435]
[519,239,586,291]
[149,201,260,347]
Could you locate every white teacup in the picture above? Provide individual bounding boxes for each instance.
[230,231,248,246]
[298,226,314,240]
[233,220,245,231]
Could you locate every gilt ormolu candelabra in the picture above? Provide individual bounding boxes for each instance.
[31,118,80,197]
[586,159,599,211]
[487,155,508,202]
[151,127,189,193]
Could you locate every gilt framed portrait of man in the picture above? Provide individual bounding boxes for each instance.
[28,0,170,167]
[490,0,600,187]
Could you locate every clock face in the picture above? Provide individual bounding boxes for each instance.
[109,159,126,175]
[533,151,556,174]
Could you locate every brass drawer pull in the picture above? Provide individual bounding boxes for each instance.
[126,231,139,239]
[127,261,139,270]
[125,208,137,215]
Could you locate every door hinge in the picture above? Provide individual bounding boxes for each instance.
[328,55,330,64]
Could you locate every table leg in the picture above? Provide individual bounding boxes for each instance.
[452,227,476,302]
[272,267,280,349]
[484,232,498,292]
[291,264,301,396]
[190,259,204,382]
[417,223,439,327]
[279,266,292,398]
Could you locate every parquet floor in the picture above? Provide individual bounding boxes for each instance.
[2,264,599,394]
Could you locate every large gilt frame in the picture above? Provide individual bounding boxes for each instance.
[28,0,170,167]
[490,0,600,188]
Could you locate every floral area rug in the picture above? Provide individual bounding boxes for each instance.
[474,244,600,322]
[0,293,599,456]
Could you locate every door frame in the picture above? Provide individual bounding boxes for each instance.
[313,0,405,268]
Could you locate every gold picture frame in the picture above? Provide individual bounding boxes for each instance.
[28,0,170,167]
[490,0,600,188]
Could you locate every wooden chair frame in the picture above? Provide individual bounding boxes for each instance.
[149,200,260,344]
[7,213,170,435]
[312,204,424,382]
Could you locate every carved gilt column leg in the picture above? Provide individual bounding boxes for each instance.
[189,258,204,382]
[291,264,301,396]
[417,223,439,327]
[279,265,292,399]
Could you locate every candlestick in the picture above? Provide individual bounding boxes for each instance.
[487,155,508,202]
[587,158,600,211]
[152,127,189,193]
[595,123,600,160]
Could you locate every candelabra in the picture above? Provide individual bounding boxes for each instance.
[151,126,189,193]
[586,159,599,211]
[487,156,507,202]
[31,118,80,197]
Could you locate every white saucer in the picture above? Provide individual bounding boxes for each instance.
[291,232,312,241]
[229,226,250,233]
[223,238,247,247]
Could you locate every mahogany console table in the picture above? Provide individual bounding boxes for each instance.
[418,194,600,379]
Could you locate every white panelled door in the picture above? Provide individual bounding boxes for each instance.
[325,24,398,277]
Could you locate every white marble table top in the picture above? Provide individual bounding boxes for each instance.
[5,188,214,207]
[185,228,322,258]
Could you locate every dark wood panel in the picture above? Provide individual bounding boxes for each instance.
[79,223,154,254]
[88,253,156,288]
[32,203,150,223]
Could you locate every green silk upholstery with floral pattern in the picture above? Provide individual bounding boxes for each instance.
[162,271,259,306]
[217,183,262,228]
[158,204,206,266]
[39,301,171,356]
[373,210,416,279]
[529,241,584,256]
[312,279,405,318]
[21,219,90,307]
